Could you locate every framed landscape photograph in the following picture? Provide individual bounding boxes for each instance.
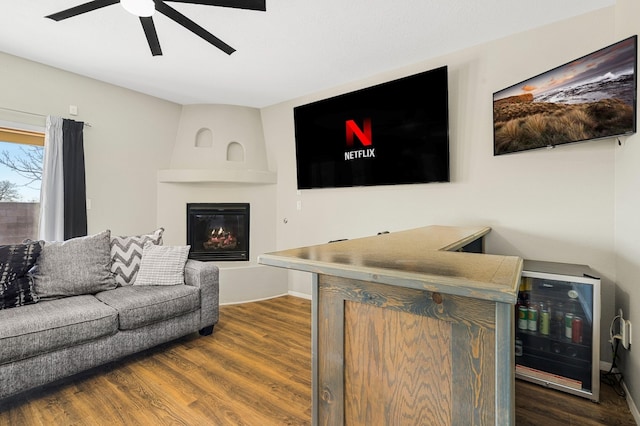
[493,36,637,155]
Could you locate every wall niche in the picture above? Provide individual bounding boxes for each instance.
[227,141,245,162]
[170,104,268,172]
[195,127,213,148]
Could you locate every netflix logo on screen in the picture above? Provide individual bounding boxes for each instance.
[344,118,375,160]
[293,65,450,189]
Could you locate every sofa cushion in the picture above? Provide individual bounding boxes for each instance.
[110,228,164,287]
[95,285,199,330]
[133,244,190,286]
[0,295,118,365]
[0,241,43,310]
[33,230,117,299]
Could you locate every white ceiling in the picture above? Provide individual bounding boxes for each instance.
[1,0,614,108]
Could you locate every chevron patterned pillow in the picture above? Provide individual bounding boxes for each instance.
[110,228,164,286]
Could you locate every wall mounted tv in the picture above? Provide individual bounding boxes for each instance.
[493,35,637,156]
[293,66,449,189]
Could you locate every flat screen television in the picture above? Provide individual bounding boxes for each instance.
[493,35,637,156]
[293,66,449,189]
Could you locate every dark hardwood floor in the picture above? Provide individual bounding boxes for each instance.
[0,296,635,425]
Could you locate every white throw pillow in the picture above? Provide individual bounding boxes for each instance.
[133,244,190,286]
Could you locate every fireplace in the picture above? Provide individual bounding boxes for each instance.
[186,203,250,261]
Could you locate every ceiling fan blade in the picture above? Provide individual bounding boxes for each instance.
[154,1,236,55]
[165,0,265,11]
[140,17,163,56]
[46,0,120,21]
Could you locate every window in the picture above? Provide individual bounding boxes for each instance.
[0,126,44,243]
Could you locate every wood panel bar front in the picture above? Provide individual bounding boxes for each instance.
[259,225,523,425]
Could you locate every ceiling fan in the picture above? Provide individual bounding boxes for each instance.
[46,0,266,56]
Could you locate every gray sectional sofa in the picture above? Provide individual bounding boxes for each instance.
[0,230,219,401]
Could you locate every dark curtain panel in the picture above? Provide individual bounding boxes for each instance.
[62,119,87,240]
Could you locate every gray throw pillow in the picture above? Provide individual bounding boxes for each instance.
[33,230,117,299]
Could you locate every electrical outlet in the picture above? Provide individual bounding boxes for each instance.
[619,308,632,350]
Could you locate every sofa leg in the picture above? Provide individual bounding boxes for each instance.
[199,325,214,336]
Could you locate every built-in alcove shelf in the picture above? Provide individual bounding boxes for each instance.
[158,169,277,184]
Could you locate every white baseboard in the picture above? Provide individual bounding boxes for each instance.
[623,381,640,425]
[220,292,289,306]
[288,290,312,300]
[220,291,311,306]
[599,361,639,424]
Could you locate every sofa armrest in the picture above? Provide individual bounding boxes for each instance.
[184,259,219,330]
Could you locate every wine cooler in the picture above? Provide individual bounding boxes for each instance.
[515,260,600,401]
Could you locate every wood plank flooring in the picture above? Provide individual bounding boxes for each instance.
[0,296,636,425]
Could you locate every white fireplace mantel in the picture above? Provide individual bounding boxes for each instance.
[158,169,277,184]
[157,165,286,305]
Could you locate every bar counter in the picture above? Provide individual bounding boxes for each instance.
[259,225,523,425]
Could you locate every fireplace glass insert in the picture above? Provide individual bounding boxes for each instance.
[187,203,249,261]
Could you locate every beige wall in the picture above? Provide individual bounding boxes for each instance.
[262,7,623,376]
[263,4,640,412]
[0,52,181,236]
[614,0,640,413]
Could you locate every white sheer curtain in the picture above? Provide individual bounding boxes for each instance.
[39,116,64,241]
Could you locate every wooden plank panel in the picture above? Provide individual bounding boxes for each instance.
[311,274,319,425]
[451,321,495,425]
[318,275,501,425]
[343,300,453,425]
[320,275,495,328]
[317,285,345,425]
[495,302,515,425]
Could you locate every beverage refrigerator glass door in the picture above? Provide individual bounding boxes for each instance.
[515,260,600,402]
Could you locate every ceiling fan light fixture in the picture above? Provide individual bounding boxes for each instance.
[121,0,155,17]
[46,0,266,56]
